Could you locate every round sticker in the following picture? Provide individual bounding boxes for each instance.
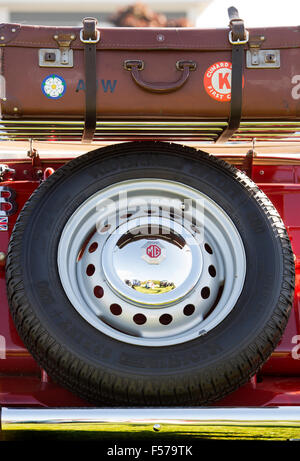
[42,74,66,99]
[146,244,162,259]
[204,62,233,102]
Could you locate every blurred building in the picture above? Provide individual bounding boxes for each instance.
[0,0,212,27]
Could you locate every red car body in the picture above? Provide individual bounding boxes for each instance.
[1,143,300,439]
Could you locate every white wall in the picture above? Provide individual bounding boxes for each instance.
[0,0,213,26]
[0,7,9,23]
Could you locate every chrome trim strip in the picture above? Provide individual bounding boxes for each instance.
[0,135,217,139]
[1,119,300,143]
[0,128,222,133]
[2,120,300,127]
[0,120,228,127]
[2,407,300,440]
[3,127,300,133]
[238,128,300,132]
[240,121,300,126]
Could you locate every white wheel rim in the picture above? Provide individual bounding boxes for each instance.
[58,179,246,346]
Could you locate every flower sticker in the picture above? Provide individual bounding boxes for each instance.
[42,74,66,99]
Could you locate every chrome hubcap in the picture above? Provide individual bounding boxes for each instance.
[58,179,246,346]
[101,217,204,306]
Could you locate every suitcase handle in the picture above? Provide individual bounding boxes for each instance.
[124,60,197,93]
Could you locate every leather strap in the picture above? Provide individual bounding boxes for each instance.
[81,18,99,143]
[216,7,248,143]
[228,6,246,42]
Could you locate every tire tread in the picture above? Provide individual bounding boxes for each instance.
[5,141,295,405]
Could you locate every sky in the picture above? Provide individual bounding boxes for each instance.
[196,0,300,28]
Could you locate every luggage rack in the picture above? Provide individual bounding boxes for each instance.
[0,120,300,143]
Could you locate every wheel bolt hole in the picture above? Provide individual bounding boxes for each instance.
[159,314,173,325]
[88,242,98,253]
[191,224,200,234]
[110,303,122,315]
[201,287,210,299]
[86,264,95,276]
[94,286,104,298]
[133,314,147,325]
[120,213,132,219]
[204,243,213,254]
[183,304,195,316]
[100,224,111,233]
[208,265,216,277]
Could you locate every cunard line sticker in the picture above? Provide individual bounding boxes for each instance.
[204,61,233,102]
[42,74,66,99]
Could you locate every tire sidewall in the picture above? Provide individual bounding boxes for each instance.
[16,146,283,379]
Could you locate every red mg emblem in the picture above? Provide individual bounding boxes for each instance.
[146,244,161,258]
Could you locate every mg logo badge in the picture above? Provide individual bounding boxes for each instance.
[142,241,166,265]
[146,244,161,259]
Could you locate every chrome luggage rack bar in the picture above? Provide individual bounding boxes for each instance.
[1,120,300,143]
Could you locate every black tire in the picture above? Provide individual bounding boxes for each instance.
[6,141,295,406]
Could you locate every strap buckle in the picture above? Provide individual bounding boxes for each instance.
[228,30,249,45]
[80,29,100,44]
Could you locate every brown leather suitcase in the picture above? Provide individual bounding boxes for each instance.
[1,7,300,143]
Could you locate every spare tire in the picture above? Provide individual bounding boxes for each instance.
[6,142,295,405]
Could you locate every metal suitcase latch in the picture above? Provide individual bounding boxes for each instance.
[39,33,75,68]
[246,49,280,68]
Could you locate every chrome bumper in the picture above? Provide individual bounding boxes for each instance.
[2,407,300,440]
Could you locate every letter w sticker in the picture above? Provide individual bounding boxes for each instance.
[101,80,117,93]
